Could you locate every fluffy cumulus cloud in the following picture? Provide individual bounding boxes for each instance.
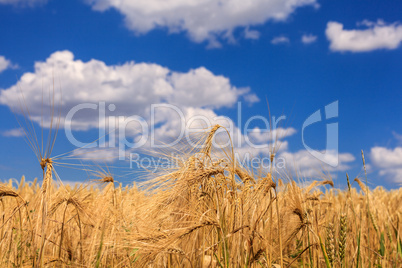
[301,33,317,44]
[370,146,402,183]
[0,50,257,130]
[278,150,355,178]
[0,0,47,7]
[85,0,317,46]
[326,20,402,52]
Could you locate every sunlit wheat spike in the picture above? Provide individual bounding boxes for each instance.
[322,180,334,188]
[346,173,352,192]
[41,159,53,195]
[178,220,219,239]
[203,124,221,156]
[99,176,114,183]
[326,222,336,266]
[369,210,379,233]
[235,167,255,183]
[354,178,368,194]
[305,179,334,193]
[262,173,276,189]
[91,167,115,184]
[166,248,185,255]
[189,166,224,185]
[338,213,347,263]
[0,185,19,198]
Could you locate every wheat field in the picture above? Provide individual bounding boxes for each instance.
[1,123,401,268]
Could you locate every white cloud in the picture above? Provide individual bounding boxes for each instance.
[71,146,126,163]
[0,0,47,7]
[271,36,290,45]
[326,20,402,52]
[247,127,296,144]
[85,0,317,46]
[370,146,402,183]
[0,56,18,73]
[301,33,317,44]
[1,128,24,137]
[0,50,257,131]
[168,67,255,108]
[370,147,402,169]
[0,56,10,73]
[278,150,355,178]
[377,168,402,184]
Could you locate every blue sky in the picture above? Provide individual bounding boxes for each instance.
[0,0,401,188]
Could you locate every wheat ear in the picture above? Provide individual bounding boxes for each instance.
[339,213,347,266]
[203,124,221,157]
[326,222,335,266]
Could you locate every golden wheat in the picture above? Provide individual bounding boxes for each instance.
[2,106,401,267]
